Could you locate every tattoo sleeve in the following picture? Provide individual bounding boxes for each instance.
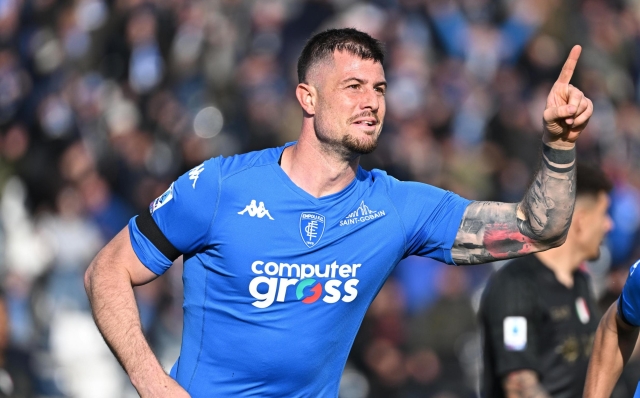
[503,370,551,398]
[451,144,576,265]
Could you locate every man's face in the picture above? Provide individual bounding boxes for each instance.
[310,50,386,156]
[576,192,613,261]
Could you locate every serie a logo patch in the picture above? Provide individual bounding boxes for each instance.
[149,183,174,214]
[503,316,527,351]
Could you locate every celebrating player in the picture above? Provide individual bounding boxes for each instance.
[84,28,592,397]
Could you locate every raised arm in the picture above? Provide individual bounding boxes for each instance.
[452,45,591,265]
[583,302,639,397]
[84,227,190,398]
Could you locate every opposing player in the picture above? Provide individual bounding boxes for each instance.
[584,258,640,397]
[84,28,593,397]
[479,162,613,398]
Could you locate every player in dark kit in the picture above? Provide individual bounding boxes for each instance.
[85,28,593,398]
[479,163,614,398]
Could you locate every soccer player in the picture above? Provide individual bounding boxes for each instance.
[84,28,593,397]
[584,258,640,397]
[478,162,613,398]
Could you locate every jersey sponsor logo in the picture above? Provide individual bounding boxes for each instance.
[550,305,571,321]
[248,260,360,308]
[575,297,590,324]
[296,278,322,304]
[238,200,274,220]
[557,336,581,362]
[503,316,527,351]
[149,183,174,214]
[339,201,385,227]
[188,163,205,188]
[300,212,325,247]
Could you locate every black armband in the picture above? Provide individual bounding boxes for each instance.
[542,144,576,173]
[617,297,636,327]
[135,211,181,261]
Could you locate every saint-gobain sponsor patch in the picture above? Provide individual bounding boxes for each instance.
[503,316,527,351]
[150,183,174,214]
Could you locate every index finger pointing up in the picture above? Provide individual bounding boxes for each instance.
[557,45,582,84]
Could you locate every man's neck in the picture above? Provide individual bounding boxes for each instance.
[281,133,360,198]
[534,247,584,288]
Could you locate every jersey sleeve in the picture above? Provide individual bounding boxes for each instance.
[618,259,640,326]
[385,177,471,264]
[128,158,220,275]
[480,269,541,377]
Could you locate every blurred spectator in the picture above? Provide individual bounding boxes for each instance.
[0,288,34,397]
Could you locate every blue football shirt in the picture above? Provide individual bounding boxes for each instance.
[614,258,640,398]
[619,259,640,326]
[129,142,471,397]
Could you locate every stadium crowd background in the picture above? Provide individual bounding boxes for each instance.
[0,0,639,396]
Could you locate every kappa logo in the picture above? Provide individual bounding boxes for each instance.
[339,201,386,227]
[188,163,205,188]
[238,200,274,220]
[300,212,325,248]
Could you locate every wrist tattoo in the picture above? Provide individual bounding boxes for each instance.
[542,144,575,173]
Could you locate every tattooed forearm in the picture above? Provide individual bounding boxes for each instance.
[518,144,576,241]
[452,144,576,264]
[452,202,533,264]
[503,370,551,398]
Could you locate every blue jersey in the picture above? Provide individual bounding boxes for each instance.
[129,143,470,397]
[619,260,640,398]
[619,259,640,326]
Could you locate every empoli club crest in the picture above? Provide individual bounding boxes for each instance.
[299,212,325,248]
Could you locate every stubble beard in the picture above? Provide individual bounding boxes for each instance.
[342,132,379,155]
[314,116,381,158]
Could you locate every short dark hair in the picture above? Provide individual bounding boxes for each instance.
[297,28,385,83]
[576,161,613,198]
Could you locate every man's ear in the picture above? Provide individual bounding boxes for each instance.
[296,83,316,116]
[571,208,585,237]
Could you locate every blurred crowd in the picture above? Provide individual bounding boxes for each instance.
[0,0,639,396]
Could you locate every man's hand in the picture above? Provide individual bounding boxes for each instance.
[136,374,191,398]
[503,369,551,398]
[543,45,593,148]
